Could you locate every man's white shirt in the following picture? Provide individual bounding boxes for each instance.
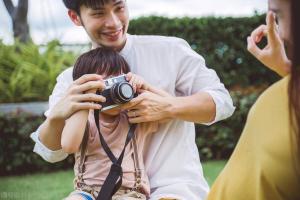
[31,34,235,200]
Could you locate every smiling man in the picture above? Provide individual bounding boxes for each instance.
[30,0,235,199]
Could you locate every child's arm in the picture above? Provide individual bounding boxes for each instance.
[61,88,104,154]
[61,110,89,154]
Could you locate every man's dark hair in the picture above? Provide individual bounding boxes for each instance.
[62,0,111,14]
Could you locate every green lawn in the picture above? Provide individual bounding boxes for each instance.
[0,160,226,199]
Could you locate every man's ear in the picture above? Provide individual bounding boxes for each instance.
[68,10,82,26]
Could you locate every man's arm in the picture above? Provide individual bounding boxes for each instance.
[125,90,216,124]
[124,38,234,125]
[168,91,216,123]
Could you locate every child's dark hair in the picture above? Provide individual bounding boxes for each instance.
[62,0,111,15]
[73,47,130,81]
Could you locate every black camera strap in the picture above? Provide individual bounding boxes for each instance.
[94,96,137,200]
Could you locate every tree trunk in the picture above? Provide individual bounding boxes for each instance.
[3,0,32,43]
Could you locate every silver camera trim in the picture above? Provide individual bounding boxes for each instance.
[104,74,126,89]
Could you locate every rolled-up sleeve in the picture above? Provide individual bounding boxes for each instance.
[30,127,68,163]
[30,67,73,162]
[174,39,235,125]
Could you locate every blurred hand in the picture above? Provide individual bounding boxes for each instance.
[247,11,291,77]
[48,74,106,121]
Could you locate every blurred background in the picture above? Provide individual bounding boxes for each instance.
[0,0,267,44]
[0,0,277,199]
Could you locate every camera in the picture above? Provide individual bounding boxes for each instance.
[100,74,136,111]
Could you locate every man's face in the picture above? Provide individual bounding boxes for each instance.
[268,0,292,52]
[77,0,129,51]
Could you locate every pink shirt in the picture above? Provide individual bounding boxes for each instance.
[74,111,158,196]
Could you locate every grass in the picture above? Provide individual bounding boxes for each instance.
[0,160,226,199]
[202,160,226,186]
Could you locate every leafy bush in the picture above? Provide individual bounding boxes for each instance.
[0,40,75,103]
[129,15,279,87]
[0,112,73,176]
[196,91,261,160]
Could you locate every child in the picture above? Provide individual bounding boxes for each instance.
[62,47,170,200]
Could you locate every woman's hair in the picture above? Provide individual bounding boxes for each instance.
[72,47,130,153]
[289,0,300,154]
[73,47,130,80]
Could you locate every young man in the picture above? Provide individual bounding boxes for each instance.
[31,0,235,199]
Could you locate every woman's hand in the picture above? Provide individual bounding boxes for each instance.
[48,74,106,121]
[247,11,291,77]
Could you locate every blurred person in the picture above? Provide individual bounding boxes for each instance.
[207,0,300,199]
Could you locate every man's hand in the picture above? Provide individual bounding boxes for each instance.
[122,91,174,124]
[48,74,106,121]
[247,11,291,77]
[126,72,151,93]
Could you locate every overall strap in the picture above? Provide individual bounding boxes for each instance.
[132,135,142,190]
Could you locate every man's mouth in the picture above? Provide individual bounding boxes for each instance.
[102,28,123,40]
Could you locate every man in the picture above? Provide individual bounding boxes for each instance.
[31,0,235,199]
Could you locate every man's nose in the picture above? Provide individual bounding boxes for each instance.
[104,12,121,28]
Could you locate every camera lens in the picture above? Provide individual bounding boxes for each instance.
[111,82,134,104]
[120,84,133,99]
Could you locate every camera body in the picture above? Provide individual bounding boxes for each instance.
[100,74,135,111]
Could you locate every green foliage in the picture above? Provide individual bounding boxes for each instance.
[0,170,74,199]
[0,40,75,103]
[196,91,260,160]
[129,15,279,87]
[0,112,73,176]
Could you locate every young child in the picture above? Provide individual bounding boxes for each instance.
[62,47,170,200]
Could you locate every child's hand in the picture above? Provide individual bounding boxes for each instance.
[126,72,150,93]
[247,11,291,77]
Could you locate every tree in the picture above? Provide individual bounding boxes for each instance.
[3,0,32,43]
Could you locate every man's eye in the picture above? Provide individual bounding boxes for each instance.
[117,6,125,11]
[92,12,104,16]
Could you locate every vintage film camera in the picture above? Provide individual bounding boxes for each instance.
[100,74,136,111]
